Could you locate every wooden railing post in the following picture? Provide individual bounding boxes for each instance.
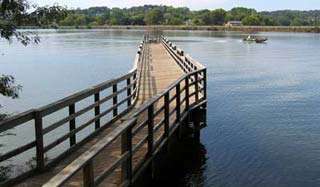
[147,104,154,157]
[69,104,76,146]
[164,93,170,138]
[94,93,100,129]
[195,73,199,102]
[176,83,181,122]
[83,160,94,187]
[121,123,133,184]
[34,110,45,171]
[113,84,118,117]
[185,77,189,111]
[127,78,131,107]
[203,69,207,100]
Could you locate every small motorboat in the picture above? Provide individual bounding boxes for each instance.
[255,37,268,43]
[243,35,268,43]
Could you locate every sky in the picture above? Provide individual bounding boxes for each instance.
[29,0,320,11]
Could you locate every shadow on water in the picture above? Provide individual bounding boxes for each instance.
[151,107,208,187]
[151,137,207,187]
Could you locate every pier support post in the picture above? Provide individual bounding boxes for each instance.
[191,108,201,142]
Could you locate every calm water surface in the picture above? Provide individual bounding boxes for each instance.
[168,31,320,187]
[1,30,320,186]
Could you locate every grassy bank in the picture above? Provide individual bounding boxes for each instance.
[18,25,320,33]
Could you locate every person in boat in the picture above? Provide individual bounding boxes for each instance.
[244,35,256,41]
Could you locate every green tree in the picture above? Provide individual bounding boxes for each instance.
[144,8,163,25]
[109,8,128,25]
[290,17,308,26]
[210,9,227,25]
[242,15,261,26]
[227,7,257,22]
[278,15,291,26]
[129,14,145,25]
[29,5,67,26]
[0,75,21,101]
[95,16,105,25]
[191,10,210,25]
[74,14,87,25]
[263,16,278,26]
[50,5,320,27]
[1,0,39,45]
[59,14,77,25]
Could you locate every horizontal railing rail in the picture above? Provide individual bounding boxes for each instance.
[43,35,207,187]
[0,41,145,185]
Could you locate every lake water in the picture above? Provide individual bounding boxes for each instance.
[1,30,320,186]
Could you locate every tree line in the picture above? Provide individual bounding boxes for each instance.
[20,5,320,27]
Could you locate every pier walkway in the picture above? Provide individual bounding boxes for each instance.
[0,35,207,187]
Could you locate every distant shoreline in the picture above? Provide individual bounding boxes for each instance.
[18,25,320,33]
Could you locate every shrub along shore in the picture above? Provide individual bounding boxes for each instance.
[18,25,320,33]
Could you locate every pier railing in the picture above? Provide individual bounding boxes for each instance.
[161,36,205,73]
[0,42,144,184]
[43,37,207,187]
[161,36,206,98]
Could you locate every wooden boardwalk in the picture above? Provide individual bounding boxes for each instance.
[12,42,184,186]
[1,36,206,187]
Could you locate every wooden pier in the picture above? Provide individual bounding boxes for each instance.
[0,35,207,187]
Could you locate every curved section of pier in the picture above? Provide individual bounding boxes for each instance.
[0,35,207,187]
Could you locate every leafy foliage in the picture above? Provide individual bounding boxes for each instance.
[261,10,320,26]
[1,0,67,45]
[0,0,36,45]
[144,8,163,25]
[0,75,21,99]
[51,6,320,27]
[242,15,262,26]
